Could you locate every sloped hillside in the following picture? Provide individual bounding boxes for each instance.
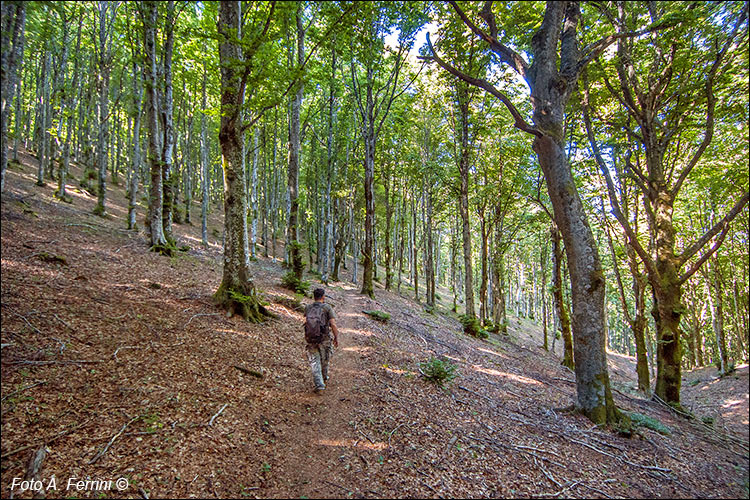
[2,151,748,498]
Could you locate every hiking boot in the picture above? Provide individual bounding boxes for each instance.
[314,385,326,393]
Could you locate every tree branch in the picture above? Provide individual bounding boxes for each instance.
[447,0,529,79]
[581,92,658,279]
[424,33,540,138]
[670,7,747,199]
[677,192,749,275]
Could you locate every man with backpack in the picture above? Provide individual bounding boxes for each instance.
[304,287,340,393]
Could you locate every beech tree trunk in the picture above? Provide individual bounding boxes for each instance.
[456,85,475,318]
[709,258,728,374]
[433,0,622,425]
[58,8,81,203]
[551,225,574,369]
[200,66,209,247]
[214,0,269,322]
[1,2,26,193]
[94,0,115,216]
[287,6,305,280]
[128,55,143,229]
[143,0,167,250]
[160,0,176,241]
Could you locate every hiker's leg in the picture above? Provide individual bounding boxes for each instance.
[320,341,332,382]
[307,345,325,390]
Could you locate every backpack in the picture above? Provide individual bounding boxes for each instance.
[305,302,329,345]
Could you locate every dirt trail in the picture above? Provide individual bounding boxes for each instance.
[261,284,375,498]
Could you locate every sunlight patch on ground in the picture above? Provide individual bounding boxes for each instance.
[721,397,748,409]
[64,187,96,201]
[215,328,257,340]
[477,347,508,360]
[1,258,61,279]
[181,233,222,250]
[136,277,175,290]
[268,305,299,320]
[341,345,372,355]
[316,438,387,451]
[382,365,409,376]
[471,364,543,386]
[341,325,376,337]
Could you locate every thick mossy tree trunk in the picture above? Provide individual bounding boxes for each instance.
[535,132,616,424]
[214,0,270,323]
[431,1,622,425]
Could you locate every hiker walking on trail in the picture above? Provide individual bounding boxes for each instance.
[304,287,339,392]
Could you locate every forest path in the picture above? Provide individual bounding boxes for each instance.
[262,283,379,498]
[2,150,747,499]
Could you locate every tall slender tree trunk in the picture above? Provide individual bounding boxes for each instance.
[2,1,26,192]
[128,56,143,229]
[361,119,376,298]
[551,225,574,369]
[457,86,475,318]
[200,66,209,247]
[287,6,304,280]
[94,1,114,216]
[709,258,728,374]
[425,182,435,308]
[541,239,549,350]
[58,8,82,203]
[479,207,489,323]
[384,164,393,290]
[411,191,419,301]
[160,0,176,241]
[36,50,50,186]
[250,127,259,259]
[143,1,167,249]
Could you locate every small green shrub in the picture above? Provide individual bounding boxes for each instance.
[281,271,310,295]
[418,357,458,387]
[364,310,390,322]
[629,412,671,435]
[458,314,489,339]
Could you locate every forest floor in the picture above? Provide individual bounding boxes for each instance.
[1,149,748,499]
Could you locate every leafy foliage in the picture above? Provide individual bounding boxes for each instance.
[281,271,311,295]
